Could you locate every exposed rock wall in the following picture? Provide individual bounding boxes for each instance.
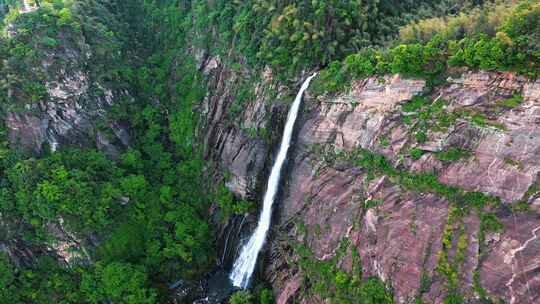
[203,70,539,303]
[197,54,292,200]
[262,71,539,304]
[195,54,300,271]
[4,8,130,157]
[435,72,540,203]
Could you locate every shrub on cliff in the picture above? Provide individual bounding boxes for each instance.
[229,291,254,304]
[388,39,446,78]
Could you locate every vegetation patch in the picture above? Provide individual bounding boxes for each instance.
[496,93,524,108]
[339,148,500,211]
[504,157,523,170]
[410,147,425,160]
[435,148,470,162]
[402,96,432,113]
[363,199,383,210]
[294,239,393,303]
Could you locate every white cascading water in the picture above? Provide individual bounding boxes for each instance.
[229,73,317,289]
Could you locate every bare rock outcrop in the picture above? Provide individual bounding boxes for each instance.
[264,71,540,304]
[301,75,425,149]
[437,72,540,203]
[198,56,290,199]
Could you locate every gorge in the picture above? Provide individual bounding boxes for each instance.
[0,1,539,304]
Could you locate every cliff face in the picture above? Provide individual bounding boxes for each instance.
[196,53,295,200]
[5,68,131,157]
[201,66,540,303]
[3,3,130,157]
[0,2,132,269]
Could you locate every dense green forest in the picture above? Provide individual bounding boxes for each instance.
[312,0,539,94]
[1,0,216,302]
[0,0,538,303]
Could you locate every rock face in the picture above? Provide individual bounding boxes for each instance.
[196,54,298,273]
[206,71,540,303]
[3,9,130,157]
[437,72,540,203]
[197,55,291,199]
[6,88,130,156]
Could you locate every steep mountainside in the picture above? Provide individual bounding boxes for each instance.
[274,72,540,304]
[198,49,540,303]
[2,0,131,156]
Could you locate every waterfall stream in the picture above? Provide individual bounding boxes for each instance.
[229,73,317,289]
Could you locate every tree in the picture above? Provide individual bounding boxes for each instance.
[81,262,156,304]
[259,289,274,304]
[0,254,16,303]
[229,291,254,304]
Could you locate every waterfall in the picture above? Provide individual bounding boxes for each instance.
[229,73,317,289]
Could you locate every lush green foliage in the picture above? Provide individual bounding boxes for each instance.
[312,40,444,93]
[259,288,275,304]
[0,251,158,303]
[0,253,16,302]
[184,0,482,79]
[0,0,222,302]
[252,0,374,76]
[295,240,393,303]
[471,6,539,69]
[229,291,255,304]
[0,254,87,303]
[399,1,518,43]
[1,150,122,234]
[81,262,156,304]
[312,1,539,94]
